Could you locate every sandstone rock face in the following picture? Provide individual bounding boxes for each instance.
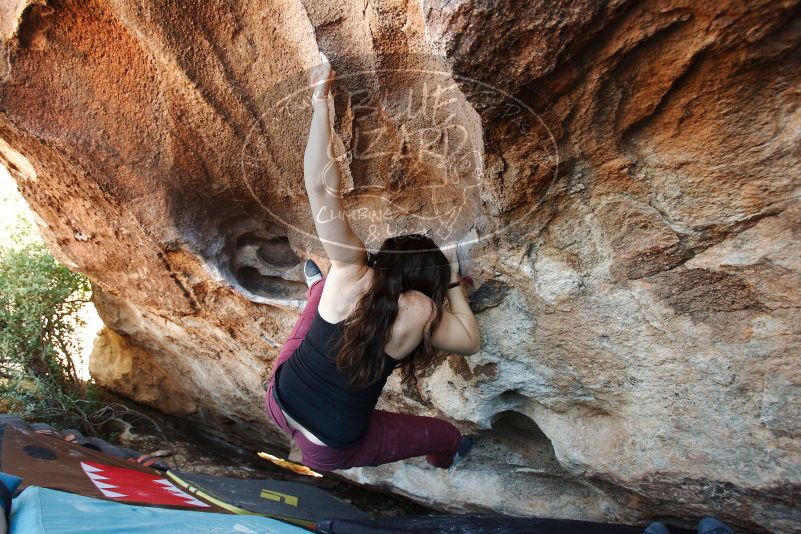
[89,325,198,416]
[1,1,800,532]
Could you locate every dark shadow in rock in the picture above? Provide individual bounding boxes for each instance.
[469,279,511,312]
[237,266,307,299]
[211,218,308,303]
[235,233,300,269]
[497,389,527,406]
[478,410,569,478]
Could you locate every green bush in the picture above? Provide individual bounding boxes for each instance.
[0,237,95,429]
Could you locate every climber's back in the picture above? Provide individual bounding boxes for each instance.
[273,284,399,448]
[316,263,439,360]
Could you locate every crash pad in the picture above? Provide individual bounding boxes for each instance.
[167,470,368,528]
[10,486,308,533]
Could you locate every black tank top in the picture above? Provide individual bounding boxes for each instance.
[273,308,399,448]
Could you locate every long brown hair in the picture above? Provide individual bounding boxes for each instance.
[334,234,450,388]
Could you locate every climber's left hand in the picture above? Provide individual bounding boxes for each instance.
[309,52,335,100]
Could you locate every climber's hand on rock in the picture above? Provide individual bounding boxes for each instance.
[310,52,335,100]
[442,241,461,283]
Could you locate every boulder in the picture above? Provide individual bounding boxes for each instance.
[1,1,799,531]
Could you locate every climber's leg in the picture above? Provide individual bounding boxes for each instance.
[267,275,326,383]
[300,410,462,470]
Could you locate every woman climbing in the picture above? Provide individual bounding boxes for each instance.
[263,56,481,472]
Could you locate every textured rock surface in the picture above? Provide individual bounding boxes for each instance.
[1,1,800,532]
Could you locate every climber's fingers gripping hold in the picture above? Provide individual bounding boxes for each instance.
[441,240,461,283]
[309,52,336,100]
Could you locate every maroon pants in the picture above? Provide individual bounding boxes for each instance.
[264,276,461,471]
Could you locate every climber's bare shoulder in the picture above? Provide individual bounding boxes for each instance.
[383,290,432,360]
[396,290,480,357]
[317,263,373,322]
[318,270,432,360]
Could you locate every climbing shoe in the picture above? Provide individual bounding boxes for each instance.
[303,259,323,287]
[448,436,474,470]
[644,522,671,534]
[698,517,734,534]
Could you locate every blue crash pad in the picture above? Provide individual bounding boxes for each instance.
[10,485,308,533]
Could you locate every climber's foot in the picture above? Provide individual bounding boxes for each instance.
[644,522,671,534]
[425,436,474,470]
[698,517,734,534]
[303,259,323,287]
[448,436,474,471]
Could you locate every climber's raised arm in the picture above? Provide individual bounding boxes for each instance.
[304,58,367,268]
[433,243,480,354]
